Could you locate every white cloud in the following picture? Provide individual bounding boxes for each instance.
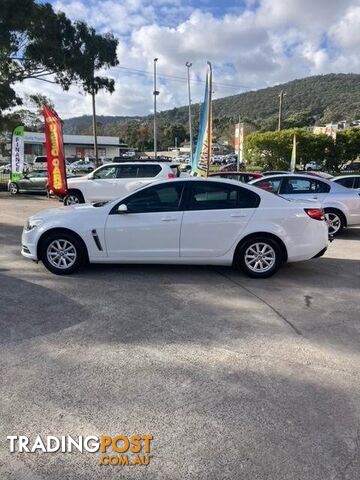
[15,0,360,117]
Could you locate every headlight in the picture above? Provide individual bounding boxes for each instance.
[24,219,42,231]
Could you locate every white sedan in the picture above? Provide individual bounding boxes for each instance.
[250,174,360,236]
[22,178,329,278]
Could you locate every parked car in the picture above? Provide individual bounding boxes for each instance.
[0,162,31,174]
[62,162,177,205]
[8,171,48,194]
[341,162,360,172]
[8,171,77,195]
[32,156,48,171]
[305,161,321,171]
[250,174,360,236]
[209,172,263,183]
[22,178,328,277]
[69,159,95,174]
[331,175,360,190]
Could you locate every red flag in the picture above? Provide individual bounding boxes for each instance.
[42,105,68,196]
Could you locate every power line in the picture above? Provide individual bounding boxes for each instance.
[112,65,252,91]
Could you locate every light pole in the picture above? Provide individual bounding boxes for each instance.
[153,58,159,158]
[91,87,99,167]
[278,90,286,131]
[185,61,193,164]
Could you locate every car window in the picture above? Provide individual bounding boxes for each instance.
[137,164,162,178]
[117,165,139,178]
[254,178,282,194]
[34,157,46,163]
[335,177,355,188]
[125,183,184,213]
[188,182,259,210]
[281,178,330,194]
[94,166,118,179]
[354,177,360,189]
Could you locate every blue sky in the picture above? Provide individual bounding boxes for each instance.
[19,0,360,117]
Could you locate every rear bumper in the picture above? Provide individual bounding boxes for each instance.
[312,247,327,259]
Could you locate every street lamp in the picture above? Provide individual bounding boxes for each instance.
[153,58,159,158]
[185,61,193,164]
[278,90,286,131]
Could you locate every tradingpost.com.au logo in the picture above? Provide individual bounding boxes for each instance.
[7,435,153,466]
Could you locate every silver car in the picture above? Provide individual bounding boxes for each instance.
[250,174,360,236]
[8,171,48,195]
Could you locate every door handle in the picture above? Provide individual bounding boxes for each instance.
[312,196,318,199]
[230,214,247,217]
[161,217,176,222]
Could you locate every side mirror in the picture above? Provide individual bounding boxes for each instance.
[117,203,128,214]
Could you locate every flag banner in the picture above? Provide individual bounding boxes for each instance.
[42,105,68,196]
[290,133,296,172]
[11,125,25,182]
[191,62,212,176]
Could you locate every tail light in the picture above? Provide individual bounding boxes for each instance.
[167,172,175,179]
[304,208,325,221]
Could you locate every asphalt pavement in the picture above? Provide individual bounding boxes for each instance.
[0,193,359,480]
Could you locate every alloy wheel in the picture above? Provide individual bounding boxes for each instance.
[66,194,80,205]
[244,242,276,274]
[46,239,77,269]
[325,212,341,235]
[9,183,18,195]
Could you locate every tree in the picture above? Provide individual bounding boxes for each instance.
[0,0,118,130]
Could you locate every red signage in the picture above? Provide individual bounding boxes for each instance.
[42,105,68,196]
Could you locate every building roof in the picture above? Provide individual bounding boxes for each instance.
[24,131,127,147]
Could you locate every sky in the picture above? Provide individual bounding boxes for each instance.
[17,0,360,118]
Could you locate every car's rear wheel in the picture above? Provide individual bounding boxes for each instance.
[235,237,282,278]
[324,209,345,236]
[64,191,84,206]
[9,182,19,195]
[40,232,87,275]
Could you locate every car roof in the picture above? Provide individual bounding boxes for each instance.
[109,162,170,166]
[209,171,261,176]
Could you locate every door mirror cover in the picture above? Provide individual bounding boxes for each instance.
[117,203,128,213]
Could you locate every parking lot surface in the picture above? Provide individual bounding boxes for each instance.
[0,193,359,480]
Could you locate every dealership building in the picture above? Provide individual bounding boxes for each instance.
[23,132,128,161]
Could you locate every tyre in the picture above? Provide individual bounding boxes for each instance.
[324,208,345,236]
[235,236,283,278]
[9,182,19,195]
[39,232,87,275]
[63,191,84,206]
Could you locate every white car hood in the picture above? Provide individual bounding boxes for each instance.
[29,203,107,222]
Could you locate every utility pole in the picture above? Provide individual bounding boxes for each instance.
[91,87,99,168]
[185,61,193,164]
[153,58,159,158]
[278,90,286,131]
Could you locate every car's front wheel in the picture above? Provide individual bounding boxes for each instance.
[40,232,87,275]
[63,191,84,206]
[235,236,283,278]
[9,182,19,195]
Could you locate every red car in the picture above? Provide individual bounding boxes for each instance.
[209,171,263,183]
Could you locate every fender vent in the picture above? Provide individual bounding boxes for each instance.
[91,229,103,251]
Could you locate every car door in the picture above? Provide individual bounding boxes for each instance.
[105,182,185,259]
[86,165,121,201]
[279,177,330,204]
[31,172,47,191]
[180,181,259,258]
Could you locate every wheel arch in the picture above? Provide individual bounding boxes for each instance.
[65,189,85,202]
[323,206,347,227]
[37,227,89,261]
[234,232,288,264]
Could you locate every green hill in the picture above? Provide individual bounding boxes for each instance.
[63,73,360,147]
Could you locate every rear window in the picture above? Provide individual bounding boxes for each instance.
[137,164,162,178]
[34,157,47,163]
[334,177,354,188]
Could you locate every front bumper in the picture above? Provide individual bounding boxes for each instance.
[21,228,39,260]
